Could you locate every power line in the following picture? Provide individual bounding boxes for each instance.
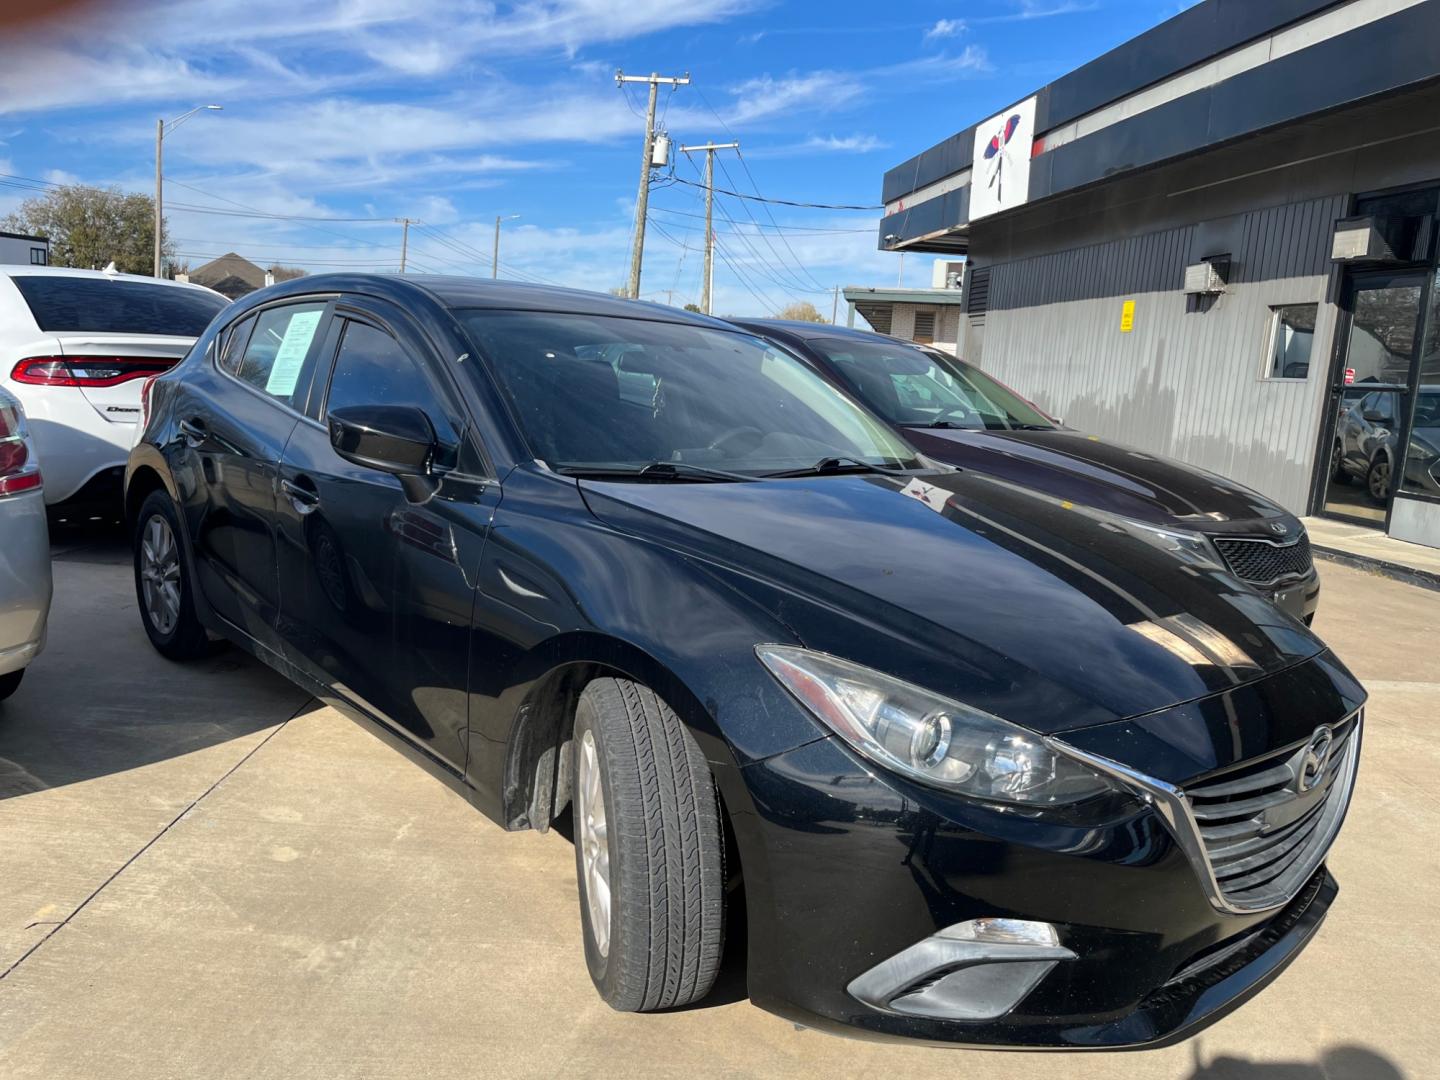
[648,207,872,234]
[667,176,880,211]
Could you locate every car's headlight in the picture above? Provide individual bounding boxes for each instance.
[1078,507,1224,572]
[756,645,1118,806]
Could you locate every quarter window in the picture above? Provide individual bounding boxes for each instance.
[1263,303,1317,380]
[234,302,328,408]
[217,314,255,376]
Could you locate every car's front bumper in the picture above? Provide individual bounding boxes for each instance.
[718,654,1361,1048]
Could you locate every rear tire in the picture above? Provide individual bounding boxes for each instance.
[572,677,724,1012]
[0,669,23,701]
[133,490,211,660]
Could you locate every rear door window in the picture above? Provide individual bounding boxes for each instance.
[10,276,229,335]
[235,303,329,410]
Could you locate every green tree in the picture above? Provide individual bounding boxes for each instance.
[776,300,826,322]
[2,184,171,275]
[683,302,703,314]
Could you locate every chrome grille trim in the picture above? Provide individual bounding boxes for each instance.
[1212,534,1314,587]
[1051,709,1362,916]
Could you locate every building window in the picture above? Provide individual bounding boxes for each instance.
[29,247,46,265]
[1263,303,1317,379]
[912,310,936,344]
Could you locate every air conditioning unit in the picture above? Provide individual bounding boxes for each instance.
[1183,255,1229,295]
[1331,214,1435,263]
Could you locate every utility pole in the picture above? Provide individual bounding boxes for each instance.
[617,70,689,299]
[831,285,840,324]
[396,217,415,273]
[679,140,738,315]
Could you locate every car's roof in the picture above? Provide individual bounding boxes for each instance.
[260,272,742,330]
[730,317,913,346]
[0,265,226,299]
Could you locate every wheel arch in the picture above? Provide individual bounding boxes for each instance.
[123,450,178,529]
[493,631,731,834]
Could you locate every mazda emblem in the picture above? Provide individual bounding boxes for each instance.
[1296,726,1334,792]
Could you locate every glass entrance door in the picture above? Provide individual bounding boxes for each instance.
[1319,271,1427,524]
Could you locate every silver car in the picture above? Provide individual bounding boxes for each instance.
[0,388,51,700]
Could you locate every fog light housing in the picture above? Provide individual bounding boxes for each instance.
[847,919,1074,1021]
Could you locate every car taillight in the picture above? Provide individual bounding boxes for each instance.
[0,397,41,496]
[11,355,176,387]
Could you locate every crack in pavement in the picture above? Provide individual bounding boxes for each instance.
[0,698,313,983]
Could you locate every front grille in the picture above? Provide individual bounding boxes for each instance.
[1213,534,1313,586]
[1183,714,1360,911]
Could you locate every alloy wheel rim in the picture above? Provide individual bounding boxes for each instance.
[139,514,181,636]
[576,729,611,957]
[1370,461,1390,500]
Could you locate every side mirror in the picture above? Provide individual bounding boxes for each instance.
[328,405,436,476]
[1361,407,1389,424]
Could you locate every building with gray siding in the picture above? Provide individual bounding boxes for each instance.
[878,0,1440,552]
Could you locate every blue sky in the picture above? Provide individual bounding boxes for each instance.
[0,0,1188,316]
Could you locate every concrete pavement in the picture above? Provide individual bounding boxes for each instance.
[0,531,1435,1079]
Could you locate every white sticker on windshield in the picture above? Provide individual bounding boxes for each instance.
[264,309,323,397]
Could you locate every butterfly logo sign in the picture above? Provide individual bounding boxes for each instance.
[970,96,1036,221]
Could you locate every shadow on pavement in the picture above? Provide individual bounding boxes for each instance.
[1189,1043,1406,1079]
[0,517,308,800]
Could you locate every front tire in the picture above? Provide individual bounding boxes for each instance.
[0,669,23,701]
[1366,454,1391,507]
[133,490,211,660]
[572,678,724,1012]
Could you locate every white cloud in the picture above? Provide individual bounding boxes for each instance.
[924,18,966,41]
[803,134,887,153]
[726,71,866,125]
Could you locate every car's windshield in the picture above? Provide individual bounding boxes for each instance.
[457,311,919,476]
[807,336,1054,431]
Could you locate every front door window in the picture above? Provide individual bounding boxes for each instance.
[1320,273,1425,523]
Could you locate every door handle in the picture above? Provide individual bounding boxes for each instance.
[178,417,208,445]
[281,478,321,515]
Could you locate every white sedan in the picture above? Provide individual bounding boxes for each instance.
[0,388,50,700]
[0,266,228,517]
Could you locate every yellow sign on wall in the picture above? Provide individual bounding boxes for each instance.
[1119,299,1136,333]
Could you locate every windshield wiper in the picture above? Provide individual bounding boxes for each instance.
[907,419,970,429]
[763,455,907,479]
[555,461,761,483]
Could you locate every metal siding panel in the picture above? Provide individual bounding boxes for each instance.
[972,202,1335,512]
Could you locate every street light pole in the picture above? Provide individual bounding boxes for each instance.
[493,214,519,278]
[153,119,163,278]
[154,104,222,278]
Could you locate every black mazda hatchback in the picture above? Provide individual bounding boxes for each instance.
[732,320,1322,625]
[126,276,1364,1048]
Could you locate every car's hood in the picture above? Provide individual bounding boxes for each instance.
[902,428,1288,534]
[578,470,1324,734]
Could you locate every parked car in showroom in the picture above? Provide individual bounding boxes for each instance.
[0,388,52,700]
[127,275,1364,1048]
[1331,385,1440,504]
[734,320,1321,624]
[0,266,229,520]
